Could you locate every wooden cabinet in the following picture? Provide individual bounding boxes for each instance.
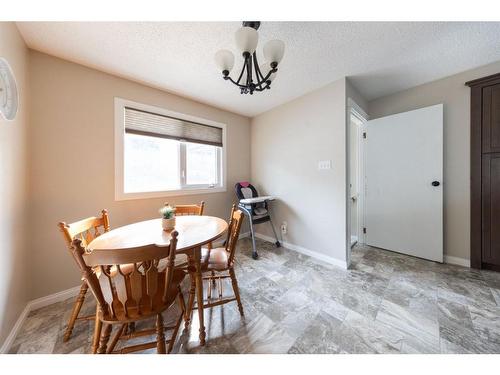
[482,153,500,266]
[482,85,500,153]
[467,73,500,270]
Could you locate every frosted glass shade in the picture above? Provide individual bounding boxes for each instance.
[263,39,285,64]
[259,63,276,82]
[214,49,235,72]
[235,26,259,54]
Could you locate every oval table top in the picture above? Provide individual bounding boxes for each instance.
[88,216,228,252]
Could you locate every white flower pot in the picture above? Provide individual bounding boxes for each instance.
[162,217,176,231]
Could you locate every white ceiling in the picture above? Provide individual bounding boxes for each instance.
[16,22,500,117]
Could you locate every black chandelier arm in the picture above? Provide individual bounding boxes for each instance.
[247,52,253,87]
[252,52,265,90]
[253,52,277,86]
[226,75,248,88]
[234,52,250,85]
[226,66,276,90]
[258,66,277,85]
[254,82,271,91]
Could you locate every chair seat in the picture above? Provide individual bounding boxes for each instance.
[98,267,185,323]
[201,247,229,271]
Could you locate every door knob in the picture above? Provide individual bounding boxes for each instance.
[431,181,440,187]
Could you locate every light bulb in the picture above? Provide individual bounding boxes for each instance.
[235,26,259,54]
[214,49,235,73]
[263,39,285,64]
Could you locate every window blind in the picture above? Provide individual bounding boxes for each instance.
[124,107,223,147]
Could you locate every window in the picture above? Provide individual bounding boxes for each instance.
[115,98,226,200]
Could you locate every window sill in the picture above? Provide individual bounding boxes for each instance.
[115,187,227,201]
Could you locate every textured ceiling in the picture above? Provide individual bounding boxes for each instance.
[16,22,500,117]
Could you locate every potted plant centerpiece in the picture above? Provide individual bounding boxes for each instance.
[159,204,176,231]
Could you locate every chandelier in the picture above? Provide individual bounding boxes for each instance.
[215,21,285,95]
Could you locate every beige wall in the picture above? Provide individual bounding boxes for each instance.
[29,51,251,299]
[0,23,30,346]
[369,60,500,261]
[251,79,348,265]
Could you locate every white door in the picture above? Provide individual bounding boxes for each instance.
[364,104,443,262]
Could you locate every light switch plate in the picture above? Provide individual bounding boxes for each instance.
[318,160,332,170]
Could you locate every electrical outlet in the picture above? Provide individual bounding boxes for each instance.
[318,160,332,170]
[281,222,287,235]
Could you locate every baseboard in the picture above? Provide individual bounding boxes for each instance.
[444,255,471,268]
[253,232,348,269]
[0,304,31,354]
[0,284,81,353]
[29,284,82,311]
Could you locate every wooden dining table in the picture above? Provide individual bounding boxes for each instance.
[87,215,228,346]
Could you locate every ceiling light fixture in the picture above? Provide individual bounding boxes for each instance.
[215,21,285,95]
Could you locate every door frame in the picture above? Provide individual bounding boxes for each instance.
[347,98,369,253]
[466,72,500,270]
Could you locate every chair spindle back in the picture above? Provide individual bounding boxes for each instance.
[59,210,110,249]
[225,205,244,266]
[166,201,205,216]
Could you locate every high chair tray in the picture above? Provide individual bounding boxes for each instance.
[239,196,276,204]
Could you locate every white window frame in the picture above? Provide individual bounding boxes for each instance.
[114,97,227,201]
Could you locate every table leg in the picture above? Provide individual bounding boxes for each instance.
[194,246,206,345]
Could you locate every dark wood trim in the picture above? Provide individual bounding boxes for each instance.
[482,262,500,272]
[466,72,500,87]
[467,72,500,269]
[470,85,482,268]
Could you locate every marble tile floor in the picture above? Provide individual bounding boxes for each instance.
[10,238,500,354]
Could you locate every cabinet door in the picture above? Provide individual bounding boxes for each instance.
[482,84,500,153]
[482,153,500,266]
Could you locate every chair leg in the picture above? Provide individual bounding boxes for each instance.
[183,276,196,331]
[107,324,126,354]
[177,285,186,314]
[168,296,185,354]
[156,314,166,354]
[248,217,258,259]
[229,267,244,316]
[97,324,112,354]
[268,216,281,247]
[64,281,88,342]
[91,310,102,354]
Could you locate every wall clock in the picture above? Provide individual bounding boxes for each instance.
[0,57,19,121]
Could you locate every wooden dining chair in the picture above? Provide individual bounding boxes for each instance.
[71,231,186,354]
[198,205,245,316]
[58,210,110,342]
[166,201,205,216]
[164,201,205,332]
[167,201,205,297]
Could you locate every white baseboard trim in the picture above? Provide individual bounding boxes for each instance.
[29,284,82,311]
[253,232,348,269]
[1,284,81,353]
[0,304,31,354]
[444,255,471,268]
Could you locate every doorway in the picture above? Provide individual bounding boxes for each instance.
[347,102,444,266]
[348,100,368,252]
